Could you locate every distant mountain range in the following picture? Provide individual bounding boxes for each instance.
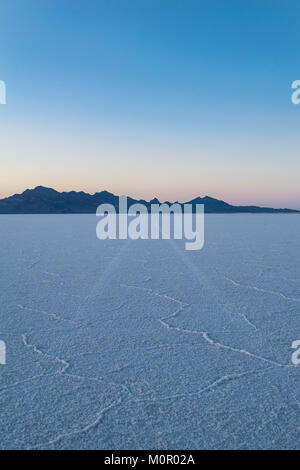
[0,186,298,214]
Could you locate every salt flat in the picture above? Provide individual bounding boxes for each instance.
[0,214,299,449]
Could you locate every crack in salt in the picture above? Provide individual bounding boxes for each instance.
[21,333,70,374]
[225,276,300,304]
[17,304,77,324]
[26,398,123,449]
[120,283,294,369]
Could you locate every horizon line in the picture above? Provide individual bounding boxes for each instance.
[1,185,299,212]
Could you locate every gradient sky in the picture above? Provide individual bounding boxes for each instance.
[0,0,300,208]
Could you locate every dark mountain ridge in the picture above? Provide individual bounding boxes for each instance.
[0,186,298,214]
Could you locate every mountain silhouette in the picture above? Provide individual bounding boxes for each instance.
[0,186,298,214]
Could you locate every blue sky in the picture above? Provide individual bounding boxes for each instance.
[1,0,300,208]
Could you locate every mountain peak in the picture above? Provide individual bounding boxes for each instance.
[31,186,58,194]
[150,197,160,204]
